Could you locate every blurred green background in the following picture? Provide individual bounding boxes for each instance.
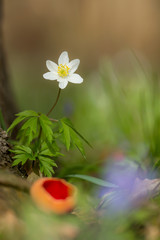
[2,0,160,175]
[2,1,160,240]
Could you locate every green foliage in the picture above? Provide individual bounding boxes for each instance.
[10,145,35,166]
[39,156,56,177]
[97,63,160,170]
[61,117,92,148]
[66,174,118,188]
[39,114,54,143]
[60,118,92,158]
[60,119,71,150]
[8,110,38,133]
[8,110,89,176]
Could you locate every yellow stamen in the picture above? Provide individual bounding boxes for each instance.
[57,64,70,78]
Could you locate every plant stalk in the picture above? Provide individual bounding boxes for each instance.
[47,88,61,116]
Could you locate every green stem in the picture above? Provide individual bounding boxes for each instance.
[47,88,61,116]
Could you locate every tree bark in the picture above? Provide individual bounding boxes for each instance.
[0,128,29,217]
[0,0,17,127]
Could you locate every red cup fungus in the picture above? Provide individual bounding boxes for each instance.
[30,178,77,214]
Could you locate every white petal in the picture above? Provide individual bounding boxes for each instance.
[58,51,69,65]
[46,60,58,72]
[58,80,68,89]
[68,74,83,84]
[57,76,64,82]
[43,72,58,80]
[68,59,80,74]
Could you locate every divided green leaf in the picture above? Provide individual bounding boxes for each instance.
[39,155,57,177]
[40,141,61,157]
[20,117,38,145]
[39,114,54,142]
[7,110,38,133]
[70,129,86,158]
[11,145,35,166]
[8,110,90,177]
[60,118,87,158]
[61,118,92,148]
[61,120,71,151]
[7,115,26,133]
[16,110,39,118]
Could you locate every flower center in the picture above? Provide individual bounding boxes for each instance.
[57,64,70,78]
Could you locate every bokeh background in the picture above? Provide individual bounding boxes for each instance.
[2,2,160,240]
[2,0,160,174]
[3,0,160,109]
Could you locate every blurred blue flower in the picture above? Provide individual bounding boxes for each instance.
[99,151,145,213]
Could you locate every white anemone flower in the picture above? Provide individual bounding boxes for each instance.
[43,51,83,89]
